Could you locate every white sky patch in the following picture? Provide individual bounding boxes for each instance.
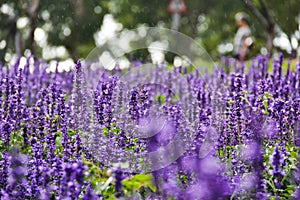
[174,56,182,67]
[274,33,292,52]
[94,14,123,46]
[8,54,34,73]
[57,59,74,72]
[217,43,233,54]
[47,61,57,73]
[42,46,68,60]
[18,57,27,69]
[34,28,46,41]
[56,46,67,56]
[48,59,74,73]
[118,58,130,69]
[173,56,191,67]
[103,29,140,65]
[0,4,14,16]
[28,56,35,73]
[291,36,298,49]
[34,28,48,47]
[63,27,71,37]
[0,40,6,50]
[41,10,50,21]
[17,17,29,29]
[99,51,115,70]
[118,30,137,52]
[42,47,54,60]
[148,41,168,64]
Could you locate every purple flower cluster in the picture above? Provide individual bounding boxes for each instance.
[0,60,100,199]
[0,54,299,199]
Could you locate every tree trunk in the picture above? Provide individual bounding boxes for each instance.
[15,31,23,57]
[29,17,37,55]
[65,43,79,61]
[27,0,40,55]
[242,0,277,56]
[266,30,275,57]
[64,0,85,61]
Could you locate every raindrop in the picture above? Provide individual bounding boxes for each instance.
[94,6,102,14]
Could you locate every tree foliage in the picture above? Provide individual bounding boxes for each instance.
[0,0,299,62]
[40,0,106,59]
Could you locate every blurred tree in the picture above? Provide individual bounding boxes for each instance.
[0,1,22,62]
[26,0,40,55]
[40,0,107,59]
[103,0,300,58]
[0,0,107,62]
[0,0,299,62]
[242,0,300,57]
[102,0,247,58]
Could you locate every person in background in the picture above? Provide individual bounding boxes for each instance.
[233,12,253,61]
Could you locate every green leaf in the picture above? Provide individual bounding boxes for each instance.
[155,95,166,105]
[122,174,156,192]
[102,127,109,137]
[68,129,77,136]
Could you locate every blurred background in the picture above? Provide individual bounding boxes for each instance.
[0,0,300,66]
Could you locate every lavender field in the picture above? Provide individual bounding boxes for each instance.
[0,54,299,199]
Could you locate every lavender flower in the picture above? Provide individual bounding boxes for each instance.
[270,144,286,189]
[0,54,298,199]
[114,167,126,197]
